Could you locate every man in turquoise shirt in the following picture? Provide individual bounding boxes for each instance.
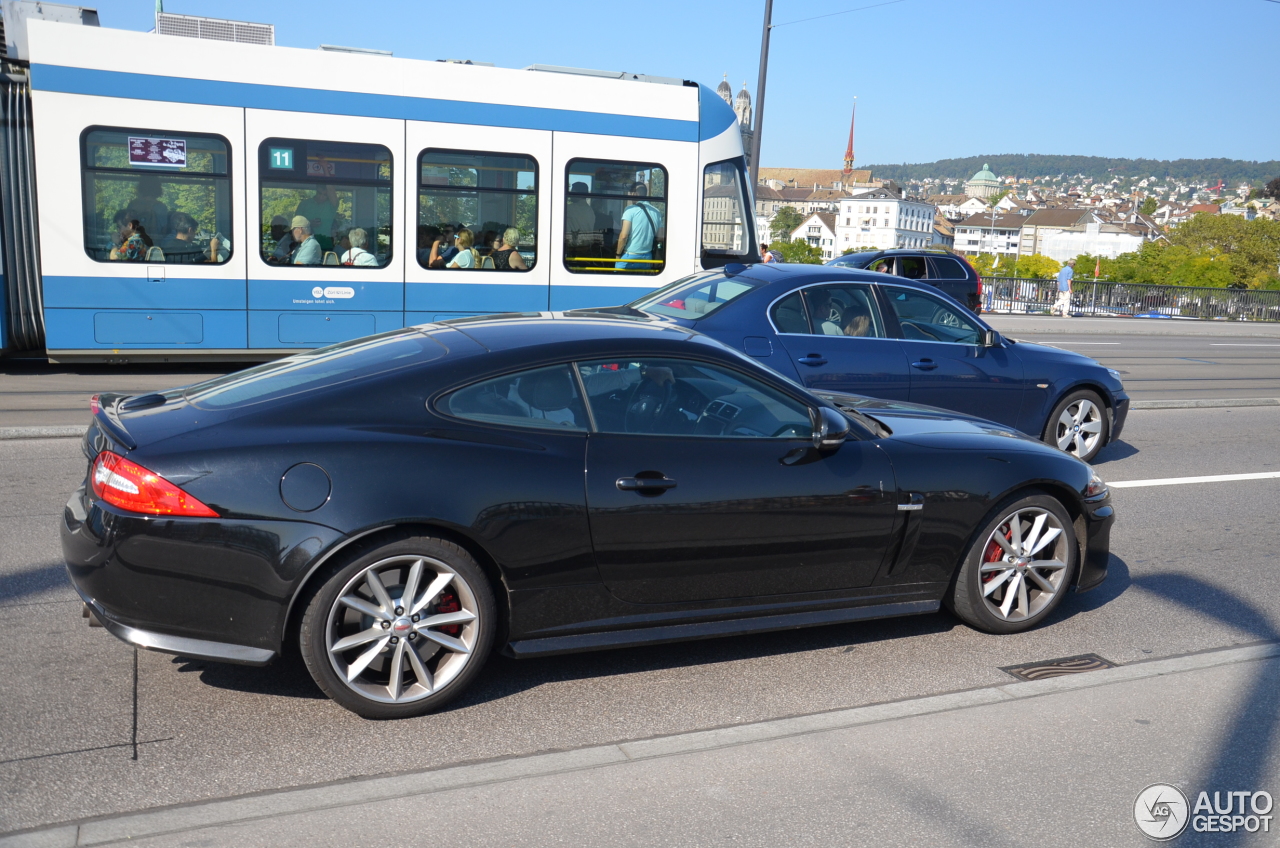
[615,183,663,272]
[1054,259,1075,317]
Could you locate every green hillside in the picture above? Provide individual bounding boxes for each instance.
[862,155,1280,186]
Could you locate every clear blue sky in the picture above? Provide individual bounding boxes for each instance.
[85,0,1280,169]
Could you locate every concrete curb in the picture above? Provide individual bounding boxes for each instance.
[1130,398,1280,410]
[0,426,83,441]
[5,640,1278,847]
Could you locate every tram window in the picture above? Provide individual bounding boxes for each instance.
[81,128,232,264]
[564,159,666,276]
[701,159,752,259]
[258,138,392,268]
[418,150,537,271]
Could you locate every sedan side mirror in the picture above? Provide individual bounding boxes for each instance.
[811,406,850,452]
[980,328,1000,347]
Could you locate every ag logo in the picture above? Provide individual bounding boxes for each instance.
[1135,784,1190,840]
[311,287,324,298]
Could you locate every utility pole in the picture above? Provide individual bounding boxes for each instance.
[748,0,773,192]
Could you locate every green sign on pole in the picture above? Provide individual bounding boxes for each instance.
[268,147,294,170]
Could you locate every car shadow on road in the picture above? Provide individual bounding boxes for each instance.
[0,560,76,606]
[1090,439,1139,465]
[179,652,327,700]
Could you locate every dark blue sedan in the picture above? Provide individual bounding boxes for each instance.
[599,263,1129,462]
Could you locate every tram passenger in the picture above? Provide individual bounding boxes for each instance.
[111,220,153,262]
[438,225,459,265]
[294,185,338,252]
[491,228,528,270]
[160,213,204,263]
[340,228,378,266]
[566,182,595,249]
[267,216,295,263]
[417,226,441,266]
[614,183,661,271]
[446,229,478,269]
[289,216,322,265]
[125,175,170,237]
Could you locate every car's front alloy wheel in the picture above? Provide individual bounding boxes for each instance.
[300,537,494,718]
[1045,390,1109,462]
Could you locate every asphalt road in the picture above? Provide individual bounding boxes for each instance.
[3,403,1280,834]
[2,319,1279,428]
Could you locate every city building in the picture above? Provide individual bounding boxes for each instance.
[954,212,1024,258]
[964,163,1001,198]
[834,186,937,252]
[791,212,839,260]
[1017,209,1151,261]
[716,76,754,166]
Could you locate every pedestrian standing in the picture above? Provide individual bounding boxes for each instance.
[1054,259,1075,317]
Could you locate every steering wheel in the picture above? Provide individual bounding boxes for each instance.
[624,379,676,433]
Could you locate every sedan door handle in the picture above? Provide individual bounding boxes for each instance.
[617,476,678,491]
[797,354,828,367]
[911,359,938,371]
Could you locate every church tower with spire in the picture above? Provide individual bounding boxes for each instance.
[842,99,856,176]
[717,75,756,166]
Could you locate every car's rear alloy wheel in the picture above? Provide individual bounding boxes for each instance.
[949,494,1077,634]
[1045,390,1108,463]
[300,537,494,718]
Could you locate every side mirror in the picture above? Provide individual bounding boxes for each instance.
[811,406,850,451]
[980,328,1000,347]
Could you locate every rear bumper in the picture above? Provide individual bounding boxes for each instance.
[61,487,344,661]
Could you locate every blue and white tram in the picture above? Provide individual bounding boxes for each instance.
[0,12,756,361]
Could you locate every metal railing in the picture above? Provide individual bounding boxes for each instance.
[982,277,1280,322]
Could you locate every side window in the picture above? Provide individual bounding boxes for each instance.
[701,158,752,259]
[896,256,928,279]
[442,365,588,431]
[770,291,811,334]
[259,138,392,268]
[884,288,981,344]
[929,256,969,280]
[577,358,812,439]
[564,159,666,276]
[799,285,885,338]
[418,149,537,271]
[82,127,232,264]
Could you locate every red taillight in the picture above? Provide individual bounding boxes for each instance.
[90,394,101,414]
[90,451,218,518]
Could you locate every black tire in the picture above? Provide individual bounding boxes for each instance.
[299,535,496,719]
[949,493,1078,634]
[1043,389,1109,463]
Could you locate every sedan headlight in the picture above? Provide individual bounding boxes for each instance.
[1084,472,1109,498]
[1106,368,1123,383]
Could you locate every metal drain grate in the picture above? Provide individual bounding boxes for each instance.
[1000,653,1116,682]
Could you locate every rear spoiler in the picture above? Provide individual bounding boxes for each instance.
[90,393,137,451]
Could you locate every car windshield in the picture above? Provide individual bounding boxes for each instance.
[629,271,760,319]
[184,329,446,409]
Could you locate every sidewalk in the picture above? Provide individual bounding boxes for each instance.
[987,313,1280,337]
[6,642,1279,847]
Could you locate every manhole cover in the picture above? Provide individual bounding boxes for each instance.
[1001,653,1116,682]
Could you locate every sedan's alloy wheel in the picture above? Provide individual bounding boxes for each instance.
[325,555,479,705]
[1054,397,1103,458]
[979,507,1068,622]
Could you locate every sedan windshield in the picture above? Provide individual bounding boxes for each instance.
[629,271,760,320]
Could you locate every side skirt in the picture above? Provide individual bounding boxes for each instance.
[505,598,940,658]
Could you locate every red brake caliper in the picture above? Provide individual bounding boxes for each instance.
[436,592,462,636]
[982,528,1010,583]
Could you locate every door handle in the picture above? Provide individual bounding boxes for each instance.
[617,476,677,491]
[911,359,938,371]
[797,354,828,367]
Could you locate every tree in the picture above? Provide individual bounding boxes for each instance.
[988,190,1010,206]
[1266,177,1280,201]
[1139,197,1158,215]
[770,206,805,242]
[769,239,824,264]
[964,253,998,276]
[1013,253,1060,279]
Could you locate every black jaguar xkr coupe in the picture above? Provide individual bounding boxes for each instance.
[63,313,1114,718]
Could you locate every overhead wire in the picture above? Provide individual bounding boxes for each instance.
[772,0,907,28]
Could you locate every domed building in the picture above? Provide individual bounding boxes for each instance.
[964,163,1000,199]
[717,76,755,165]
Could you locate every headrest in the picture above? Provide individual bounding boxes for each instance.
[517,368,575,412]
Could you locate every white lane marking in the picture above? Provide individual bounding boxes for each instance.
[1062,342,1120,345]
[1110,471,1280,489]
[1209,344,1280,347]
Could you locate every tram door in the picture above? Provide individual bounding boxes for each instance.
[36,95,249,356]
[404,122,553,322]
[244,110,407,350]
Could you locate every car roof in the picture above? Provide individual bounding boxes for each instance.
[431,312,697,353]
